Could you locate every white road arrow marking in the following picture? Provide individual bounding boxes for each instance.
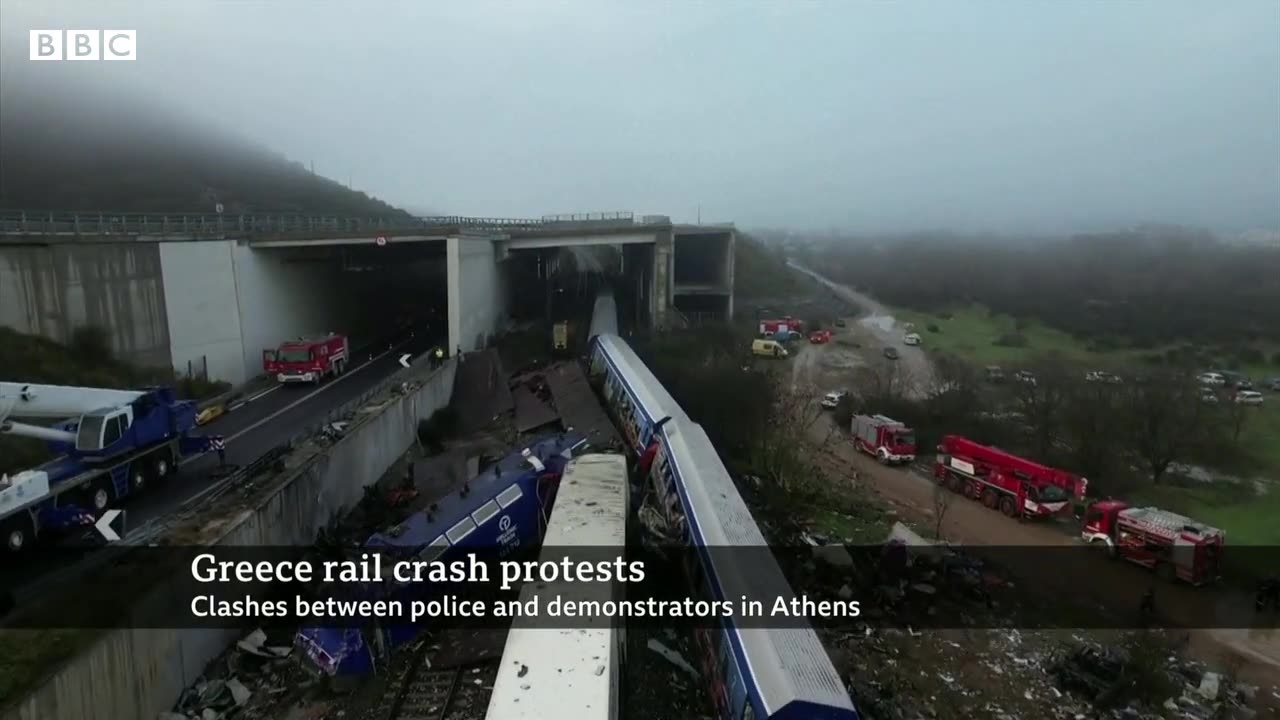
[95,509,122,542]
[399,353,411,368]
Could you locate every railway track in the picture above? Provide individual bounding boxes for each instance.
[382,655,462,720]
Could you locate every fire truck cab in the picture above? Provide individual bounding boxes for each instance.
[263,334,350,385]
[1081,500,1224,585]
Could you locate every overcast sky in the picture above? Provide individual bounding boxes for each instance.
[2,0,1277,234]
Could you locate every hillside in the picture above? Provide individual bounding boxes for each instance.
[0,75,407,216]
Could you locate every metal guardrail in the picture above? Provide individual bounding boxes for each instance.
[541,211,634,223]
[0,211,546,239]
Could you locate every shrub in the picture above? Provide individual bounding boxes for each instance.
[993,333,1028,348]
[1234,347,1265,365]
[926,323,941,333]
[938,311,954,320]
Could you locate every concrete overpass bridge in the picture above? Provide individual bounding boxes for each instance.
[0,209,734,386]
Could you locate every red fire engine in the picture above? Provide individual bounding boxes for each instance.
[934,435,1088,519]
[1081,501,1224,585]
[759,316,803,339]
[851,415,917,464]
[263,333,350,385]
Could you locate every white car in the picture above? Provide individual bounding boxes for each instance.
[1199,390,1219,404]
[1086,371,1122,384]
[1014,370,1037,385]
[1198,372,1226,387]
[903,333,921,346]
[821,390,849,409]
[1235,390,1264,406]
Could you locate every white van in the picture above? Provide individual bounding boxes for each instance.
[903,333,921,346]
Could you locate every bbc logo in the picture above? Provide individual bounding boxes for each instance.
[30,30,137,61]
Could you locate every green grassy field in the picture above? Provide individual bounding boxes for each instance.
[892,304,1280,378]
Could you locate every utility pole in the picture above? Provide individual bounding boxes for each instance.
[697,205,702,224]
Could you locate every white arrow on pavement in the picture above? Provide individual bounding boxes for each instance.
[95,509,122,542]
[399,353,411,368]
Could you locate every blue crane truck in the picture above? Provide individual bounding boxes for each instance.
[0,382,215,552]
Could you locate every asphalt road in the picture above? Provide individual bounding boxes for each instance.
[0,331,441,605]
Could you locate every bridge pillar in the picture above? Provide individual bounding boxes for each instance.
[651,230,674,329]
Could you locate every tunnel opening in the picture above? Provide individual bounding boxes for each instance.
[507,245,627,352]
[248,240,448,384]
[673,233,729,286]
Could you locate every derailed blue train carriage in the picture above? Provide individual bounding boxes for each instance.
[588,333,860,720]
[297,432,587,678]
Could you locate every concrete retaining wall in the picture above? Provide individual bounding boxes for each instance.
[0,242,172,368]
[2,360,458,720]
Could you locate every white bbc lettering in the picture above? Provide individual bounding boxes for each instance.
[30,30,62,61]
[67,30,100,61]
[27,30,136,61]
[104,30,136,61]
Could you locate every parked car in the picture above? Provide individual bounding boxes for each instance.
[1268,377,1280,392]
[903,333,922,346]
[1219,371,1250,388]
[1199,390,1220,404]
[883,347,900,360]
[809,330,832,344]
[821,390,849,409]
[1086,371,1122,384]
[1198,372,1226,387]
[1014,370,1037,385]
[985,365,1005,382]
[1235,390,1264,406]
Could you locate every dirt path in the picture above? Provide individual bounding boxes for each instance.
[790,262,934,395]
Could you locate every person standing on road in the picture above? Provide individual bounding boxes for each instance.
[434,347,444,367]
[213,435,227,467]
[456,344,464,362]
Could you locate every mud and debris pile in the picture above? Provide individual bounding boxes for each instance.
[739,475,1280,720]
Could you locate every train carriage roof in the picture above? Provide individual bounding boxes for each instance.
[661,418,856,715]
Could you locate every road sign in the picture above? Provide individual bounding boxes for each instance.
[375,236,387,246]
[95,509,123,542]
[399,353,411,368]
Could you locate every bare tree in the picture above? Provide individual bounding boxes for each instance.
[1013,356,1073,459]
[1221,392,1252,445]
[932,482,952,540]
[1124,369,1212,485]
[924,353,982,425]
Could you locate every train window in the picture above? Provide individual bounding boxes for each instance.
[416,535,450,562]
[446,517,476,544]
[495,485,523,508]
[471,500,500,527]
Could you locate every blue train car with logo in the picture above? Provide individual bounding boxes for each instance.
[297,432,587,677]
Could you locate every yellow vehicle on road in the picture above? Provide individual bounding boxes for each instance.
[752,338,788,358]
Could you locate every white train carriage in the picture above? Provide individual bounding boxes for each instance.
[589,290,619,340]
[486,453,629,720]
[589,335,859,720]
[588,333,686,452]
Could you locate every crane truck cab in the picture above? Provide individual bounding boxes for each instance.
[1081,500,1224,585]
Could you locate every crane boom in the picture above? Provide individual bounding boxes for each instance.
[0,382,144,421]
